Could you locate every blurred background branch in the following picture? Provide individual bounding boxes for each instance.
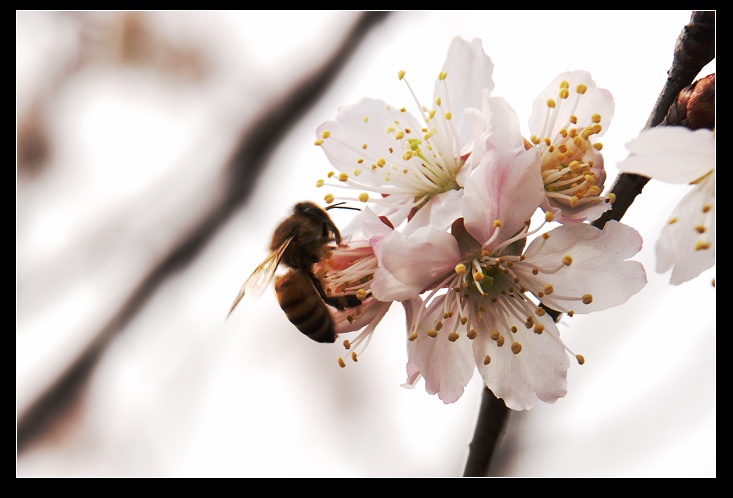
[17,11,391,454]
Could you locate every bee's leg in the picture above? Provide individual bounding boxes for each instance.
[307,272,361,310]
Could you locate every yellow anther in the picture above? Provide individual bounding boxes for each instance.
[353,169,362,176]
[702,205,712,213]
[429,109,437,119]
[576,354,585,365]
[593,142,603,151]
[362,143,368,149]
[534,323,545,334]
[490,330,500,341]
[535,307,546,316]
[576,83,588,94]
[467,329,478,340]
[427,329,438,338]
[496,335,505,347]
[484,355,491,365]
[438,71,447,80]
[695,241,711,250]
[511,342,522,354]
[359,192,369,203]
[338,172,349,182]
[455,263,467,274]
[559,88,569,99]
[408,332,418,341]
[343,339,351,350]
[582,294,593,305]
[588,185,601,196]
[570,195,580,207]
[560,80,570,89]
[474,271,484,281]
[314,139,324,146]
[448,332,459,342]
[356,289,367,301]
[608,193,616,203]
[435,97,442,106]
[445,112,452,120]
[531,135,541,145]
[591,113,601,124]
[545,211,555,223]
[324,193,335,204]
[460,316,467,325]
[562,255,573,266]
[321,130,331,139]
[338,357,346,368]
[316,179,325,188]
[435,322,443,331]
[398,70,406,80]
[542,233,550,240]
[494,220,503,228]
[363,116,369,123]
[695,225,707,233]
[668,217,679,225]
[543,284,554,295]
[567,310,575,317]
[547,98,556,108]
[351,352,358,362]
[570,115,578,124]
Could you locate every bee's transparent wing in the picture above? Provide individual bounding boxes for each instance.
[227,237,291,317]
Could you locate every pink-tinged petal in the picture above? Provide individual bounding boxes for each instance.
[463,147,543,245]
[529,71,614,139]
[524,221,647,313]
[360,207,394,242]
[372,226,462,301]
[435,37,495,155]
[402,189,464,235]
[474,312,569,411]
[406,296,476,404]
[617,127,714,184]
[656,173,715,284]
[465,93,525,169]
[317,97,425,184]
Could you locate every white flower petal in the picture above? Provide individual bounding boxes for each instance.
[656,172,715,284]
[617,127,714,184]
[524,221,647,313]
[406,296,476,404]
[436,37,495,155]
[529,70,614,139]
[474,312,569,411]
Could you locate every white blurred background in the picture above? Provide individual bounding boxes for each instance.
[17,11,715,477]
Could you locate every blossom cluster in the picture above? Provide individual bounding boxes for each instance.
[311,37,648,410]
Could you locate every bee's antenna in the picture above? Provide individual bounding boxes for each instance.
[326,202,361,212]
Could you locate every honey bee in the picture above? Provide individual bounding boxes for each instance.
[228,201,361,343]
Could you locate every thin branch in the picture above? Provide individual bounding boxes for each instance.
[463,387,511,477]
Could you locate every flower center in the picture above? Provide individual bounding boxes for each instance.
[531,80,609,208]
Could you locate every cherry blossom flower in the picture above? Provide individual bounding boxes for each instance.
[617,126,715,284]
[467,71,616,224]
[314,36,494,232]
[374,145,647,409]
